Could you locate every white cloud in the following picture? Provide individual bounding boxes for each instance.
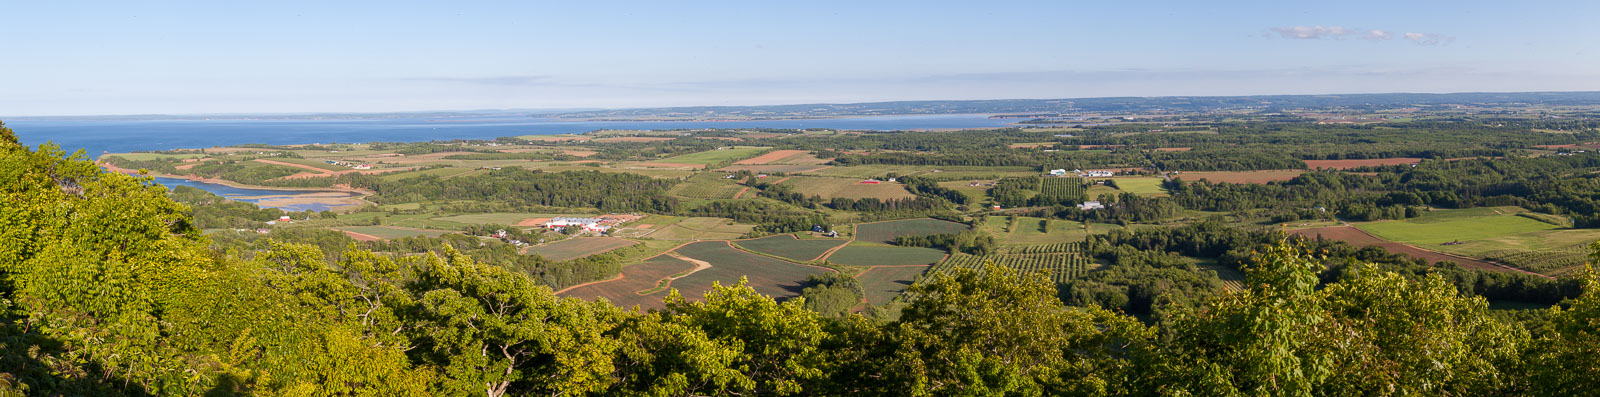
[1404,32,1452,45]
[1364,29,1392,40]
[1270,25,1357,39]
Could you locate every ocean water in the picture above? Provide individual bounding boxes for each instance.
[9,114,1016,156]
[19,114,1016,211]
[150,177,351,212]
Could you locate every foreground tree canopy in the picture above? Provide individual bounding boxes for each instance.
[2,123,1599,395]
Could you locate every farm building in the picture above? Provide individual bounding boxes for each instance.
[1075,169,1114,178]
[542,217,612,232]
[1049,169,1068,176]
[1077,201,1105,210]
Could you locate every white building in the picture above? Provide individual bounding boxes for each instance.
[542,217,611,232]
[1049,169,1068,176]
[1075,169,1114,178]
[1077,201,1105,211]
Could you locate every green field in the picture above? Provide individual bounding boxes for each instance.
[855,218,971,244]
[826,246,948,267]
[1108,177,1168,196]
[645,217,756,240]
[732,234,846,261]
[668,173,745,199]
[527,237,638,261]
[104,152,208,161]
[855,266,929,306]
[670,241,833,301]
[933,252,1096,283]
[431,212,568,226]
[987,216,1124,245]
[336,226,451,240]
[658,147,770,165]
[778,176,916,200]
[1356,211,1560,245]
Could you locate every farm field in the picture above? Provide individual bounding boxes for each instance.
[825,246,947,267]
[668,173,745,199]
[984,216,1123,245]
[855,218,971,243]
[716,164,831,174]
[1107,177,1168,196]
[1303,158,1422,170]
[1354,212,1559,245]
[732,234,847,261]
[1172,170,1304,184]
[644,217,755,240]
[733,149,811,165]
[777,176,916,200]
[933,252,1097,283]
[1290,226,1504,272]
[335,226,450,240]
[526,237,639,261]
[670,241,834,301]
[557,254,698,310]
[854,265,930,306]
[658,147,770,166]
[431,212,568,226]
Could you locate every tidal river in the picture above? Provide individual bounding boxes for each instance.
[150,176,364,212]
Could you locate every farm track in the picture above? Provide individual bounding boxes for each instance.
[643,252,715,294]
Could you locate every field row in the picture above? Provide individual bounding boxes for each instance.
[933,252,1094,283]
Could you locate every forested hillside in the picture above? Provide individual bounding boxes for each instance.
[5,118,1600,394]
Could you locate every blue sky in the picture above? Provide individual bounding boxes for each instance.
[4,0,1598,116]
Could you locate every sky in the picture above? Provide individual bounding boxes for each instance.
[4,0,1599,116]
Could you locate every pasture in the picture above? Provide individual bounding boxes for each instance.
[825,246,948,267]
[854,265,930,306]
[557,254,698,310]
[1107,177,1168,196]
[855,218,971,244]
[732,234,847,261]
[645,217,756,240]
[668,173,745,199]
[670,241,834,301]
[335,226,450,240]
[778,176,916,200]
[658,147,770,166]
[1290,226,1502,272]
[526,237,639,261]
[1355,211,1559,245]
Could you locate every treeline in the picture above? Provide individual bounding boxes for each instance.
[4,131,1599,396]
[346,168,680,213]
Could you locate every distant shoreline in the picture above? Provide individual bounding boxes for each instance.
[97,161,375,196]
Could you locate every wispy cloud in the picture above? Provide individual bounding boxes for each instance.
[1269,26,1450,45]
[1403,32,1452,45]
[1270,25,1356,39]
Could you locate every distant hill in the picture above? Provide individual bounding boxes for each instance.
[550,91,1600,119]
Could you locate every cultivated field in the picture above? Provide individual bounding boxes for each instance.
[645,217,756,240]
[334,226,450,240]
[715,164,832,174]
[658,147,770,166]
[431,212,567,226]
[933,252,1096,283]
[825,246,948,267]
[1173,170,1304,184]
[1108,177,1168,196]
[778,176,916,200]
[1302,158,1422,170]
[557,254,698,310]
[668,173,745,199]
[854,265,930,306]
[670,241,834,301]
[526,237,639,261]
[732,234,847,261]
[1290,226,1504,272]
[734,149,812,165]
[1355,211,1558,245]
[855,218,971,244]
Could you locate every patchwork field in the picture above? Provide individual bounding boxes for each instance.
[645,217,756,240]
[557,254,698,310]
[1290,226,1504,272]
[715,164,832,174]
[1172,170,1304,184]
[1355,212,1558,245]
[658,147,770,166]
[825,246,948,267]
[855,218,971,244]
[1303,158,1422,170]
[1107,177,1168,196]
[854,265,930,306]
[669,241,834,301]
[335,226,450,240]
[526,237,639,261]
[734,149,812,165]
[778,176,916,200]
[732,234,847,261]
